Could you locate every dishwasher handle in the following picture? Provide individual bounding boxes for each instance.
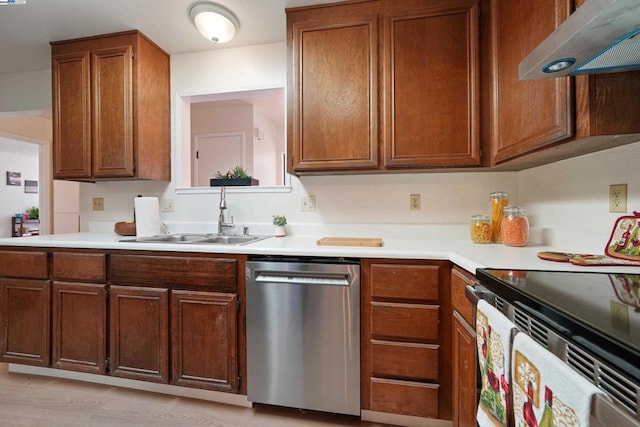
[254,271,351,286]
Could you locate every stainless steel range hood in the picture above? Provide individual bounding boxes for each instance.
[519,0,640,80]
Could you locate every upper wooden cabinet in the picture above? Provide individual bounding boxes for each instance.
[287,0,480,174]
[287,1,379,172]
[381,0,480,169]
[483,0,640,168]
[51,30,170,181]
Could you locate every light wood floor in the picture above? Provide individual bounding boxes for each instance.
[0,363,385,427]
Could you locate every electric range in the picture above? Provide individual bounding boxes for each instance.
[474,268,640,419]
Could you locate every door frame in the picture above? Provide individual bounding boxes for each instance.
[0,111,52,235]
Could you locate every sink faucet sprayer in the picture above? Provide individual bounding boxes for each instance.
[218,186,236,235]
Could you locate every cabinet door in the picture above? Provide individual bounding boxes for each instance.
[52,282,107,374]
[383,0,481,168]
[52,51,92,179]
[0,278,50,366]
[91,46,135,178]
[452,311,477,427]
[487,0,573,164]
[109,285,169,383]
[171,290,238,392]
[288,3,379,172]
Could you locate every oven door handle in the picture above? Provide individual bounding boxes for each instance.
[465,282,495,305]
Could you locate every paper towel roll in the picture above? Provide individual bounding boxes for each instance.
[134,197,161,238]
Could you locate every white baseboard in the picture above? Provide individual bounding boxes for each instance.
[9,364,253,408]
[361,410,452,427]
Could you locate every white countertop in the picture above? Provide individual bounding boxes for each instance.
[2,232,639,275]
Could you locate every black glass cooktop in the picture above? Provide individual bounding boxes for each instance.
[476,269,640,379]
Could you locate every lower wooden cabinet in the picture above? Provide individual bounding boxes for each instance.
[453,311,477,427]
[0,250,50,366]
[109,285,169,383]
[171,290,239,392]
[0,247,243,398]
[0,278,50,366]
[451,266,478,427]
[362,259,452,420]
[51,281,107,374]
[50,252,108,374]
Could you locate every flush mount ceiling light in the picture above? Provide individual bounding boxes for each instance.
[189,2,239,44]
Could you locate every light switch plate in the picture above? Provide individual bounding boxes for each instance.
[301,195,316,212]
[161,198,175,212]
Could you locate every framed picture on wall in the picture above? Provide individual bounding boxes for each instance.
[6,171,21,186]
[25,180,38,194]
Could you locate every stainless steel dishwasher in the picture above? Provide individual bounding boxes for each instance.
[246,256,360,416]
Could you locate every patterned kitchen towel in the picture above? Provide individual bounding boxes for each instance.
[476,299,518,427]
[511,333,607,427]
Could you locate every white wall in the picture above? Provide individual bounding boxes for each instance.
[253,105,284,186]
[0,70,51,112]
[0,138,40,238]
[518,141,640,252]
[75,40,640,254]
[53,180,80,233]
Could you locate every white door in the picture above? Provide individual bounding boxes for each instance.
[193,132,245,187]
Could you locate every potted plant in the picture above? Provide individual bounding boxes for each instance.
[210,166,259,187]
[25,206,39,221]
[272,215,287,237]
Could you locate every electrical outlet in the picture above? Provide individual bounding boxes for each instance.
[609,184,627,213]
[410,194,421,211]
[161,198,175,212]
[92,197,104,211]
[301,195,316,212]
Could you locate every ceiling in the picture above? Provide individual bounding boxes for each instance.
[0,0,343,75]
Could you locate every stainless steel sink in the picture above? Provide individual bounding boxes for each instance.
[136,233,212,243]
[196,235,264,244]
[120,233,270,245]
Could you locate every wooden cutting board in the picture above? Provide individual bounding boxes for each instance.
[317,237,384,247]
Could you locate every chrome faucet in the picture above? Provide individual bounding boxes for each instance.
[218,186,236,235]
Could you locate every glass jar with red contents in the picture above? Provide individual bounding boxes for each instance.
[501,207,529,247]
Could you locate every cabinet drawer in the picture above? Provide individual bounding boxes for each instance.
[371,302,439,342]
[451,266,475,324]
[371,264,439,301]
[52,252,106,283]
[110,255,237,291]
[0,250,48,279]
[370,377,439,418]
[371,340,438,381]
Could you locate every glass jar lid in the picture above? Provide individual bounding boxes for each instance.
[471,214,490,222]
[490,191,509,199]
[503,206,526,216]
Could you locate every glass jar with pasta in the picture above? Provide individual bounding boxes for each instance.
[470,215,491,243]
[489,191,509,243]
[501,207,529,247]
